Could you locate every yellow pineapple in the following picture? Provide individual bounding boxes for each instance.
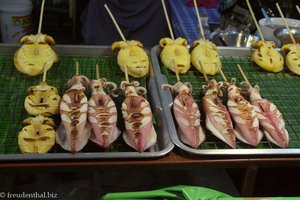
[14,33,58,76]
[282,43,300,75]
[159,37,191,74]
[112,40,149,78]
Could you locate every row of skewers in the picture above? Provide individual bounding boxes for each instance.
[163,63,289,149]
[18,63,157,154]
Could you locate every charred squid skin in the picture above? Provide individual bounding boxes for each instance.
[121,81,157,152]
[88,79,120,148]
[244,84,289,148]
[202,80,236,148]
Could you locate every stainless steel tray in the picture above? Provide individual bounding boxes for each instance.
[0,44,174,160]
[151,45,300,155]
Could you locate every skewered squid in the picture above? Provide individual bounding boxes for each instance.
[88,79,121,148]
[191,38,222,75]
[159,37,191,74]
[282,43,300,75]
[24,81,61,117]
[162,82,205,148]
[242,82,289,148]
[251,40,284,72]
[57,75,91,153]
[226,78,263,146]
[18,115,55,154]
[14,33,58,76]
[121,81,157,152]
[112,40,149,78]
[202,80,236,148]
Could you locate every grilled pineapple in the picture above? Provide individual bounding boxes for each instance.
[282,43,300,75]
[18,115,56,154]
[112,40,149,78]
[159,37,191,74]
[191,38,221,75]
[251,40,284,72]
[24,81,61,117]
[14,33,58,76]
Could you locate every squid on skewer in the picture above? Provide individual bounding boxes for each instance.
[202,80,236,148]
[57,75,91,153]
[88,78,120,148]
[121,81,157,152]
[226,78,263,146]
[241,82,289,148]
[162,81,205,148]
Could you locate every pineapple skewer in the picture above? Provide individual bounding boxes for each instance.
[162,59,205,148]
[14,0,58,76]
[104,4,149,78]
[237,64,289,148]
[190,0,222,75]
[246,0,284,73]
[276,3,300,75]
[217,66,263,146]
[159,0,191,74]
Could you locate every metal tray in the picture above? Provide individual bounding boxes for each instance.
[0,44,174,160]
[151,45,300,155]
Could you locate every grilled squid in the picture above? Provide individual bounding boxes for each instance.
[282,43,300,75]
[251,40,284,72]
[242,82,289,148]
[162,82,205,148]
[202,80,236,148]
[159,37,191,74]
[121,81,157,152]
[88,79,121,148]
[56,75,91,153]
[226,78,263,146]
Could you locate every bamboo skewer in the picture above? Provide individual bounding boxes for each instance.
[245,0,265,41]
[237,64,250,85]
[276,3,296,44]
[161,0,175,40]
[75,62,79,76]
[42,63,47,82]
[124,65,129,82]
[297,5,300,15]
[192,0,205,39]
[216,64,228,83]
[104,4,126,41]
[198,61,209,82]
[96,64,100,80]
[172,59,180,82]
[38,0,45,33]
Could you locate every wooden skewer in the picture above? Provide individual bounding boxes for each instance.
[42,63,47,82]
[124,64,129,82]
[216,64,227,83]
[192,0,205,39]
[75,62,79,76]
[104,4,126,41]
[172,59,180,82]
[276,3,296,44]
[161,0,175,40]
[96,64,100,80]
[38,0,45,34]
[237,64,250,85]
[297,5,300,15]
[245,0,265,41]
[198,61,209,82]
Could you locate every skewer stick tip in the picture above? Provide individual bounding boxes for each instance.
[296,5,300,15]
[161,0,175,40]
[236,64,250,85]
[96,64,100,80]
[245,0,264,41]
[172,59,180,82]
[42,63,47,82]
[216,64,227,83]
[198,61,209,82]
[38,0,46,34]
[124,65,129,82]
[75,62,79,76]
[104,4,126,41]
[192,0,205,39]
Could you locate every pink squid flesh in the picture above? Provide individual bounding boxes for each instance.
[202,80,236,148]
[247,85,289,148]
[227,83,263,146]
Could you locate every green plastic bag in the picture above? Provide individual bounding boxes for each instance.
[102,185,232,200]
